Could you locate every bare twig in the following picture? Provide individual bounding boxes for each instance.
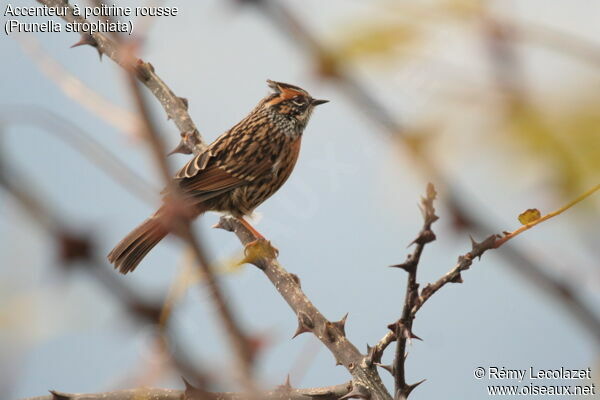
[495,184,600,247]
[37,0,206,155]
[387,184,438,399]
[412,234,499,315]
[367,331,396,367]
[216,217,393,400]
[413,183,600,316]
[372,183,598,399]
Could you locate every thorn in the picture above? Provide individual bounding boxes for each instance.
[49,391,70,400]
[340,383,371,399]
[402,326,422,342]
[292,311,314,339]
[135,59,152,81]
[390,255,416,272]
[182,377,195,391]
[289,272,301,287]
[179,97,189,110]
[366,346,378,365]
[167,140,192,156]
[213,216,234,232]
[182,376,207,399]
[412,229,436,245]
[332,313,348,336]
[276,374,293,392]
[404,379,426,397]
[147,62,155,73]
[284,374,292,389]
[469,235,478,252]
[375,363,394,375]
[70,34,102,59]
[292,323,311,339]
[387,321,397,332]
[450,273,463,283]
[335,359,343,366]
[212,220,225,230]
[469,234,499,259]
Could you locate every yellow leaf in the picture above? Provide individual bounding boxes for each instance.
[518,208,541,225]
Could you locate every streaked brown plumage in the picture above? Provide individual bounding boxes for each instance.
[108,80,328,274]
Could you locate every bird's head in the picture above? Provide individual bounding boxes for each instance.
[262,80,328,129]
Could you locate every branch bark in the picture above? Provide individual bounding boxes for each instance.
[23,381,352,400]
[216,217,393,400]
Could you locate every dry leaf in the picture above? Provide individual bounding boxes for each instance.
[518,208,541,225]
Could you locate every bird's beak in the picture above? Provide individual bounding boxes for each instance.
[311,98,329,106]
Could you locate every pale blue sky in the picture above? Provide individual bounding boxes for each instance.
[1,1,599,399]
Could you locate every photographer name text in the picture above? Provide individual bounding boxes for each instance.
[487,367,591,381]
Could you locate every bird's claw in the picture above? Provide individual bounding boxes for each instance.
[241,239,279,265]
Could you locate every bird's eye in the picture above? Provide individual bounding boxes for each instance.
[292,98,308,107]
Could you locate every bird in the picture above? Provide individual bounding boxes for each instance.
[108,80,328,274]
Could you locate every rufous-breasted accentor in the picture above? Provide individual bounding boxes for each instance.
[108,80,328,273]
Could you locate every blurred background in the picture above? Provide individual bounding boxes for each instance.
[1,0,599,399]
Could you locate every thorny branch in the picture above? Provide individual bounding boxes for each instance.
[387,184,438,399]
[373,183,598,399]
[216,217,393,400]
[24,381,352,400]
[245,0,600,346]
[37,0,206,156]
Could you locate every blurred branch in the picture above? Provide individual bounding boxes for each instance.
[14,33,139,137]
[0,106,157,204]
[37,0,206,155]
[23,381,352,400]
[508,20,600,69]
[0,144,208,386]
[245,0,600,346]
[125,68,258,390]
[35,0,257,386]
[216,217,393,400]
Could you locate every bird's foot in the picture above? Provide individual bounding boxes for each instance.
[242,239,279,265]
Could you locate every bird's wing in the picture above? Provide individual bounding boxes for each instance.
[171,146,245,197]
[171,122,286,199]
[175,148,214,180]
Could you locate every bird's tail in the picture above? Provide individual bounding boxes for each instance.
[108,210,169,274]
